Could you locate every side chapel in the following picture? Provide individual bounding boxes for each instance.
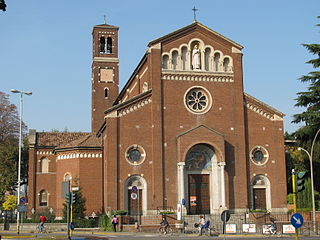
[28,20,287,218]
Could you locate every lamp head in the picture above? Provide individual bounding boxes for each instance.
[10,89,20,93]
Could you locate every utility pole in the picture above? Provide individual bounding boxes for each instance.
[292,170,299,240]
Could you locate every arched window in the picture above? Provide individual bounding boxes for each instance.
[172,51,179,70]
[162,55,169,69]
[64,173,72,182]
[214,53,220,72]
[104,88,109,98]
[223,58,230,72]
[181,47,187,70]
[204,48,211,71]
[40,157,49,173]
[39,190,48,206]
[99,37,105,53]
[107,37,112,54]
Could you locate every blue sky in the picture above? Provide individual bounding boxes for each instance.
[1,0,319,133]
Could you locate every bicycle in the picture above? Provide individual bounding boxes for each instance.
[158,225,173,235]
[35,223,48,234]
[196,220,219,236]
[262,224,281,238]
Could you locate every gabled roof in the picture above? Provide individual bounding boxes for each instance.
[177,124,224,138]
[36,132,90,147]
[58,134,101,149]
[148,21,243,49]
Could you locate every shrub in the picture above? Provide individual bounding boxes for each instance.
[111,210,127,216]
[99,215,113,231]
[73,218,97,228]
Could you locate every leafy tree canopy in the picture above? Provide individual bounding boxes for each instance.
[0,92,28,206]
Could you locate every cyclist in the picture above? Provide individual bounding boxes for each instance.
[197,215,206,236]
[159,216,169,234]
[39,215,46,232]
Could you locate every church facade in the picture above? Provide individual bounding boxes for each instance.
[28,21,287,218]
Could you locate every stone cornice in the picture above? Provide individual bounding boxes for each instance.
[118,97,152,117]
[244,93,284,121]
[161,70,234,83]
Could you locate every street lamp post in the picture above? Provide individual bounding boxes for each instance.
[10,89,32,234]
[298,128,320,233]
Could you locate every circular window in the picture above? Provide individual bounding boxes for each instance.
[184,86,212,114]
[125,145,146,165]
[250,146,269,165]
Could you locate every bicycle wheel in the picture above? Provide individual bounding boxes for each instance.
[158,227,164,234]
[210,228,219,236]
[167,227,173,235]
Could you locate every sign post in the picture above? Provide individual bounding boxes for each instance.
[221,210,230,237]
[292,170,299,240]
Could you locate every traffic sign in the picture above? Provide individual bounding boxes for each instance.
[181,198,186,205]
[132,186,138,193]
[221,210,230,222]
[131,193,138,200]
[17,204,28,213]
[291,213,304,228]
[20,196,27,205]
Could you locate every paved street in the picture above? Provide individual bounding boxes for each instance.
[1,231,320,240]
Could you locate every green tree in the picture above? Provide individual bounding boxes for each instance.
[292,17,320,141]
[2,195,17,211]
[0,92,29,206]
[292,17,320,192]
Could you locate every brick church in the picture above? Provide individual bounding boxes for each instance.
[28,20,288,218]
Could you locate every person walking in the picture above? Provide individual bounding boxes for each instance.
[111,215,118,232]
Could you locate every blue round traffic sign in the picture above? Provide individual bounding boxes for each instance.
[181,199,186,205]
[132,186,137,193]
[291,213,304,228]
[20,196,27,204]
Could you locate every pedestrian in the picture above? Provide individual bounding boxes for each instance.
[111,215,118,232]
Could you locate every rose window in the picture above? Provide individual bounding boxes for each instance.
[250,146,269,165]
[125,145,146,165]
[185,87,211,114]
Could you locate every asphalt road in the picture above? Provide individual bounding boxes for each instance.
[1,231,320,240]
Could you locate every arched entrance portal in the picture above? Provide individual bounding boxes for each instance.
[124,175,147,216]
[251,175,271,211]
[182,143,226,214]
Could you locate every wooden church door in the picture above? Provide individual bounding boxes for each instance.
[188,174,210,214]
[128,189,142,215]
[253,188,266,210]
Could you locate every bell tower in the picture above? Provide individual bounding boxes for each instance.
[91,23,119,133]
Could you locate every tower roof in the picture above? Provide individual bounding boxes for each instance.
[94,23,119,30]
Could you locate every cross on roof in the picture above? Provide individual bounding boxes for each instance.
[192,6,198,22]
[103,15,107,24]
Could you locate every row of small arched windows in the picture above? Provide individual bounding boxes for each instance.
[162,47,233,72]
